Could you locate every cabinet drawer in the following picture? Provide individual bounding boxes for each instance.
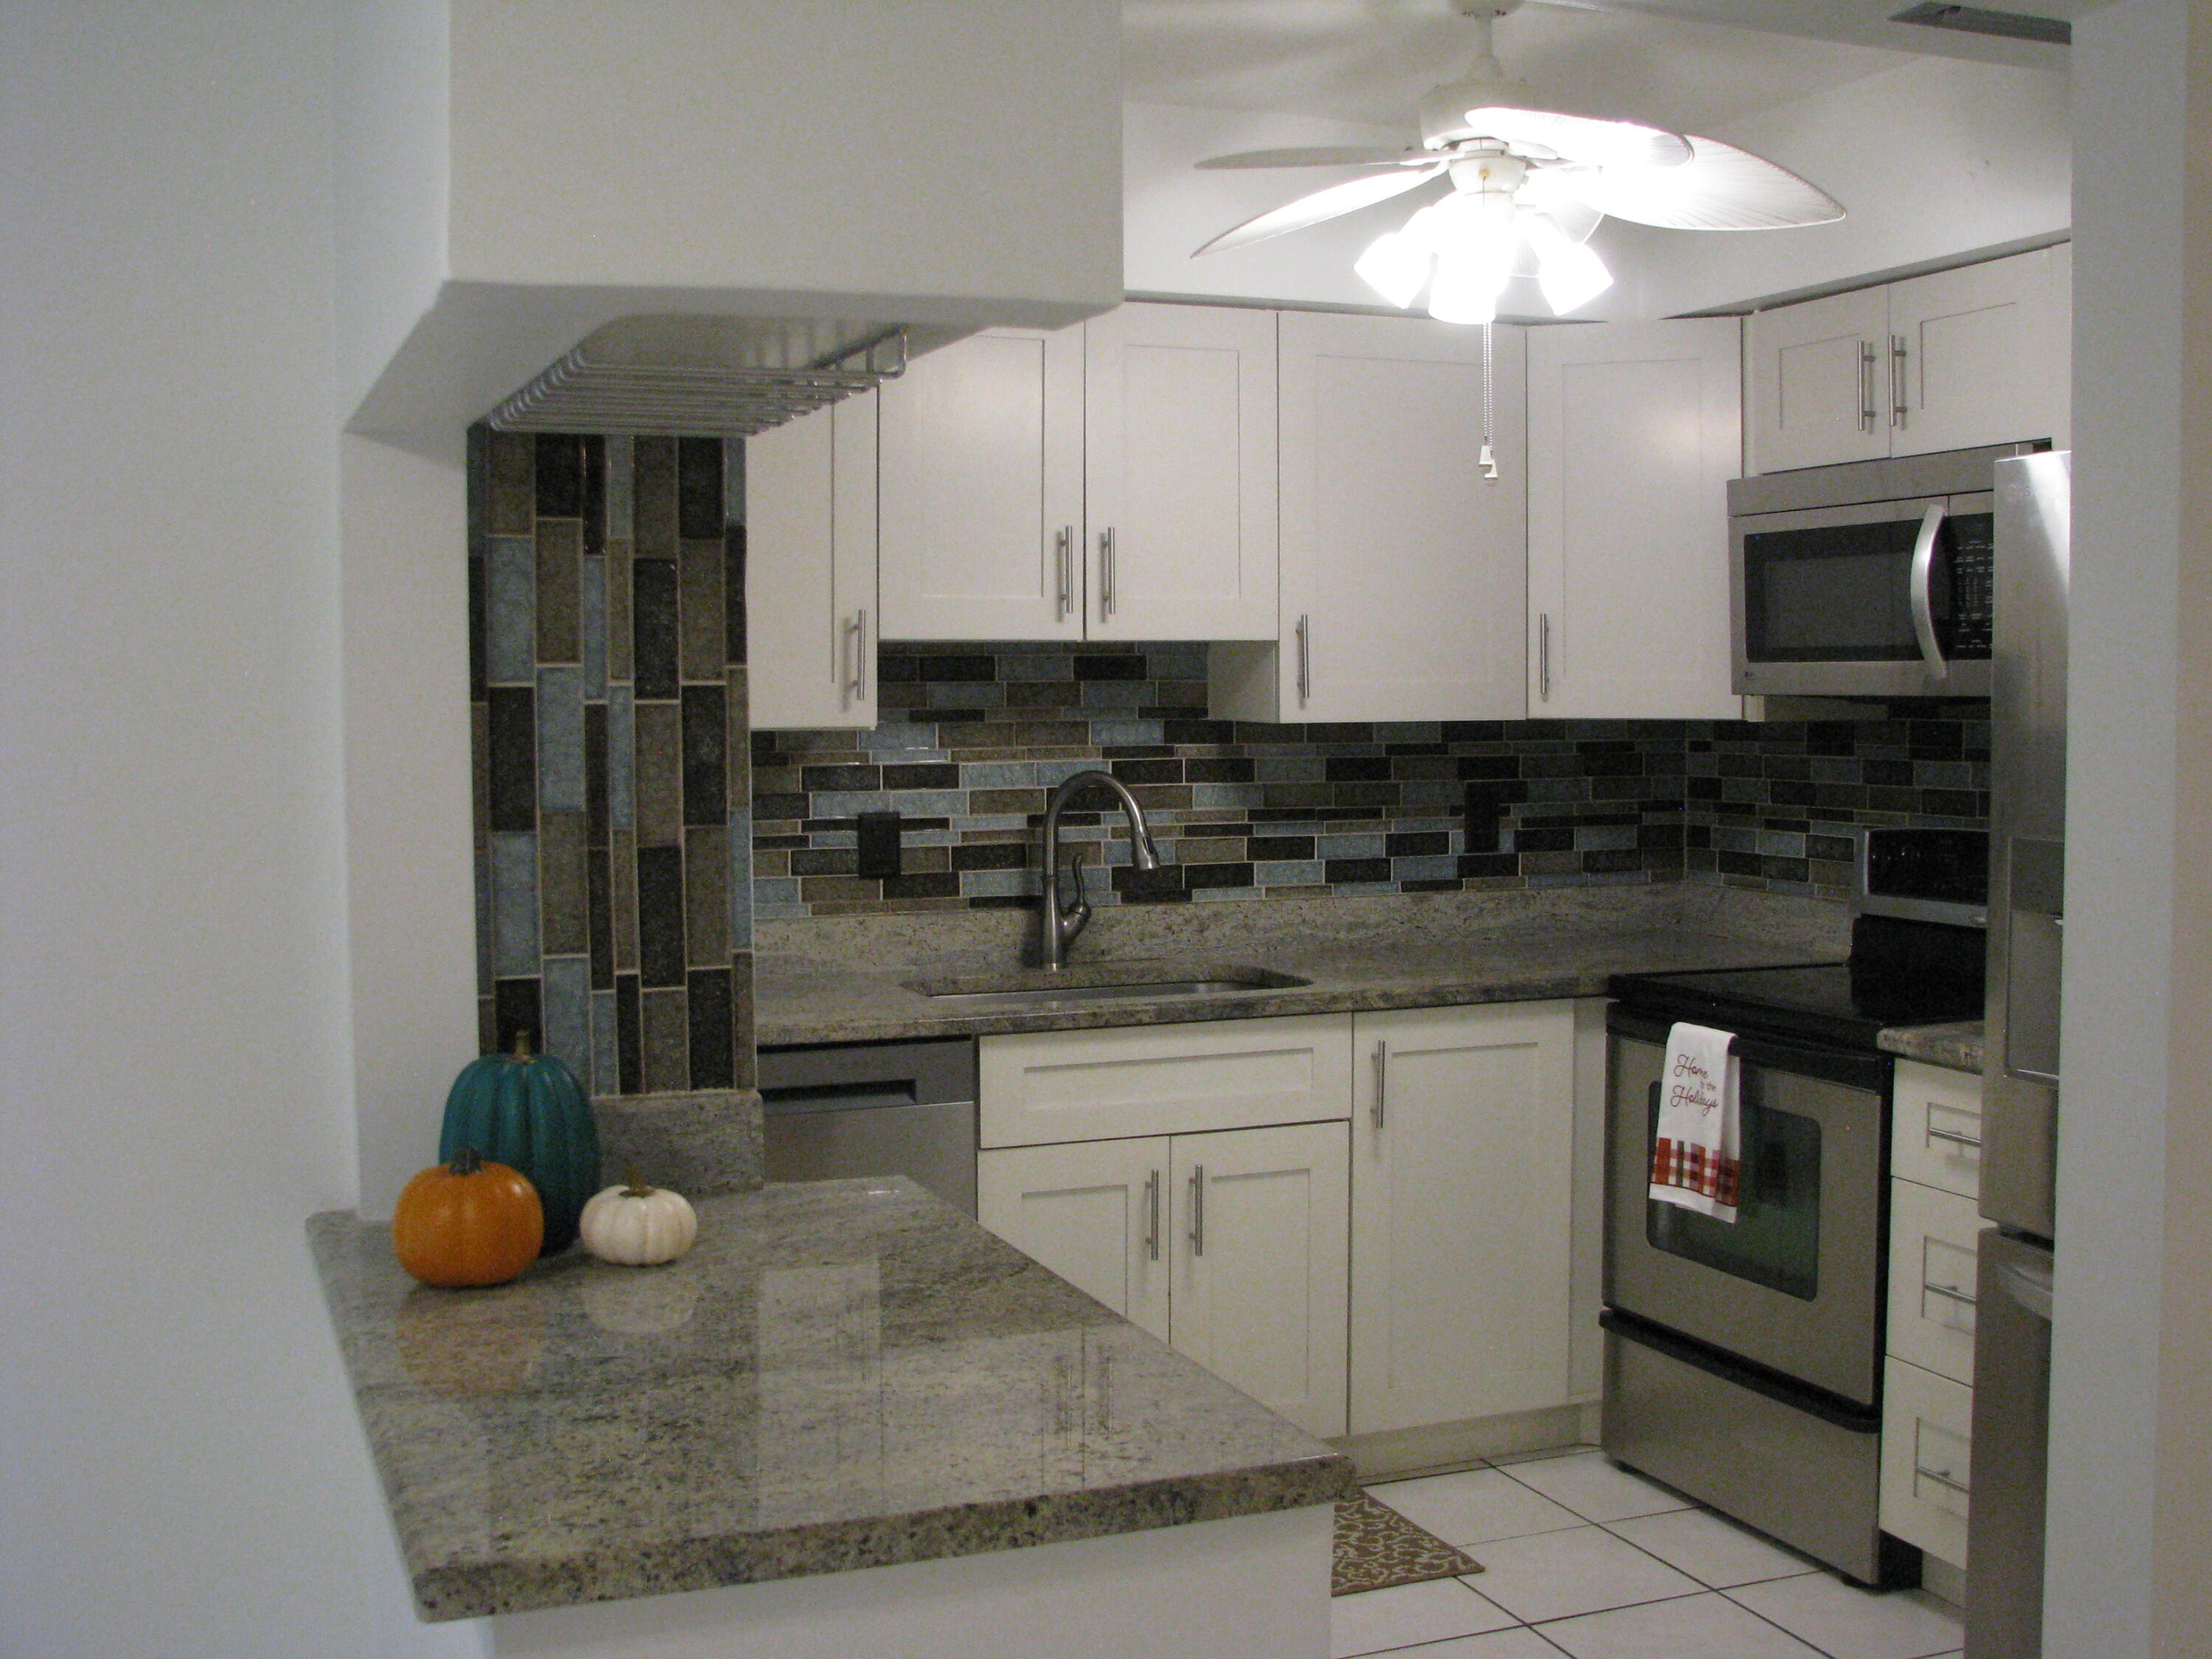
[979,1015,1354,1148]
[1891,1059,1983,1199]
[1880,1355,1972,1567]
[1886,1178,1983,1386]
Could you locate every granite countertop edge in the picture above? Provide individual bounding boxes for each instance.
[1877,1020,1986,1072]
[407,1457,1354,1621]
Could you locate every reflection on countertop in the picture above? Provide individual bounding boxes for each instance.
[757,884,1857,1046]
[310,1178,1352,1623]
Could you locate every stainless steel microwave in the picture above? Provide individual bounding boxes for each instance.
[1728,442,2044,698]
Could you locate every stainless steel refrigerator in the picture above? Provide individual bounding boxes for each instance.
[1965,449,2068,1658]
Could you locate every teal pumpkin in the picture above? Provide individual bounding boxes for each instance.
[439,1036,601,1255]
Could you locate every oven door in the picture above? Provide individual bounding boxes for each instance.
[1731,493,1994,698]
[1605,1012,1888,1407]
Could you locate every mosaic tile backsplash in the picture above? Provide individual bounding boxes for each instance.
[469,429,754,1096]
[751,643,1988,920]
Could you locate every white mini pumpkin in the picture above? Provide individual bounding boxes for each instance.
[578,1176,698,1266]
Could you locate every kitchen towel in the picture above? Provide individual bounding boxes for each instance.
[1650,1021,1742,1223]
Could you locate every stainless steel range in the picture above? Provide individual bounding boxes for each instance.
[1601,827,1987,1587]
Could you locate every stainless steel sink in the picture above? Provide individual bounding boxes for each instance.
[909,965,1307,1012]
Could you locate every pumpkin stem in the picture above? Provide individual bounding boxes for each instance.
[510,1029,535,1062]
[451,1144,484,1177]
[624,1165,654,1198]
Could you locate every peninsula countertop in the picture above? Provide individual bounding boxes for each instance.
[755,886,1856,1048]
[310,1179,1353,1622]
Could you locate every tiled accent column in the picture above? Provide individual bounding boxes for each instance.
[470,430,753,1096]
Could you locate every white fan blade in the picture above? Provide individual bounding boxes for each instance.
[1193,165,1447,257]
[1462,107,1693,170]
[1195,146,1435,171]
[1564,136,1845,231]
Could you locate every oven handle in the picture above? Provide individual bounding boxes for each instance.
[1607,1006,1891,1095]
[1909,502,1950,684]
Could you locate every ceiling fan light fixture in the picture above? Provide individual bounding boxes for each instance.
[1523,212,1613,315]
[1354,229,1432,310]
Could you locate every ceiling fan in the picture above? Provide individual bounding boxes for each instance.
[1191,0,1846,324]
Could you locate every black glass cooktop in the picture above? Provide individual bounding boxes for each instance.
[1609,916,1986,1052]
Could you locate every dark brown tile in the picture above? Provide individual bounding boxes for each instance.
[685,824,730,964]
[486,686,536,834]
[487,432,535,535]
[725,524,748,667]
[472,703,490,848]
[540,810,588,956]
[535,519,582,664]
[641,987,689,1093]
[468,553,487,701]
[678,437,723,540]
[731,953,756,1090]
[615,973,641,1093]
[682,685,728,827]
[587,847,613,992]
[581,435,606,557]
[633,557,679,699]
[611,827,639,974]
[680,538,726,680]
[493,976,542,1057]
[633,437,678,559]
[637,844,686,989]
[633,702,683,849]
[686,968,733,1090]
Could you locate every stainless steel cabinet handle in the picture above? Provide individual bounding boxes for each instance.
[1055,526,1074,619]
[1908,503,1949,683]
[1099,528,1116,619]
[1538,612,1552,701]
[1925,1125,1983,1150]
[1921,1281,1978,1308]
[1860,342,1879,432]
[842,609,869,706]
[1371,1040,1388,1130]
[1295,614,1312,706]
[1144,1169,1161,1262]
[1188,1165,1205,1257]
[1915,1465,1970,1498]
[1891,334,1910,429]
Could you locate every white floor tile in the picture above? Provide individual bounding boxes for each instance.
[1329,1578,1517,1658]
[1495,1450,1696,1523]
[1384,1631,1573,1659]
[1725,1572,1965,1659]
[1537,1590,1829,1659]
[1486,1441,1599,1468]
[1458,1523,1703,1624]
[1603,1507,1821,1589]
[1370,1467,1585,1545]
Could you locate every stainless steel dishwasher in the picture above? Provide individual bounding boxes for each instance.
[757,1037,978,1215]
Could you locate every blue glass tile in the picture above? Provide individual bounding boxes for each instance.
[582,557,607,700]
[1190,782,1265,811]
[538,667,585,812]
[490,832,540,978]
[541,956,592,1085]
[728,807,754,953]
[1317,832,1386,860]
[959,869,1033,900]
[1391,855,1459,882]
[608,684,635,830]
[487,536,536,685]
[591,992,621,1096]
[1252,860,1324,887]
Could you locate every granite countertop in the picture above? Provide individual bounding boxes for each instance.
[1879,1020,1986,1072]
[756,886,1857,1048]
[311,1179,1352,1622]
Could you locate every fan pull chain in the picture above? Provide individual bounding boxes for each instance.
[1478,321,1501,482]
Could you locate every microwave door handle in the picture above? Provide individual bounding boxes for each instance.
[1909,503,1949,684]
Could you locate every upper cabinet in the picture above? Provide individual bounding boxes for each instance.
[1747,245,2071,473]
[1211,313,1527,723]
[877,303,1277,643]
[1082,305,1278,641]
[877,326,1085,640]
[1526,319,1743,721]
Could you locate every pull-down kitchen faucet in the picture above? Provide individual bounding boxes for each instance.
[1038,769,1160,971]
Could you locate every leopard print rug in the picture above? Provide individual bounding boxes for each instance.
[1332,1489,1485,1596]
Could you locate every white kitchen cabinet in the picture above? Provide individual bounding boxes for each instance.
[746,390,879,730]
[1880,1354,1974,1568]
[877,325,1085,640]
[1888,1177,1983,1388]
[1891,1057,1986,1199]
[977,1121,1349,1438]
[1747,246,2071,473]
[1525,319,1743,720]
[1211,313,1527,723]
[1083,303,1278,641]
[1348,1001,1576,1436]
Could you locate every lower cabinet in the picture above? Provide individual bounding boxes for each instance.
[976,1000,1581,1446]
[978,1122,1349,1438]
[1349,1002,1576,1435]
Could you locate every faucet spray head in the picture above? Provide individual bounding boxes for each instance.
[1133,834,1162,873]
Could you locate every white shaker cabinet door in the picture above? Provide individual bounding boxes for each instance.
[1888,243,2071,458]
[1218,313,1525,723]
[746,390,880,730]
[1349,1001,1576,1435]
[1747,285,1891,473]
[1169,1122,1349,1440]
[877,326,1085,640]
[1084,303,1277,642]
[978,1138,1172,1346]
[1526,319,1742,720]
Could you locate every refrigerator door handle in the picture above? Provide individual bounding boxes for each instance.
[1995,1255,2054,1322]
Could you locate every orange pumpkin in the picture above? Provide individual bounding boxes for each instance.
[392,1145,544,1287]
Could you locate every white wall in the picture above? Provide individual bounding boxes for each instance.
[0,4,478,1654]
[1126,51,2071,321]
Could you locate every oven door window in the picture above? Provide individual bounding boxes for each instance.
[1644,1082,1822,1300]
